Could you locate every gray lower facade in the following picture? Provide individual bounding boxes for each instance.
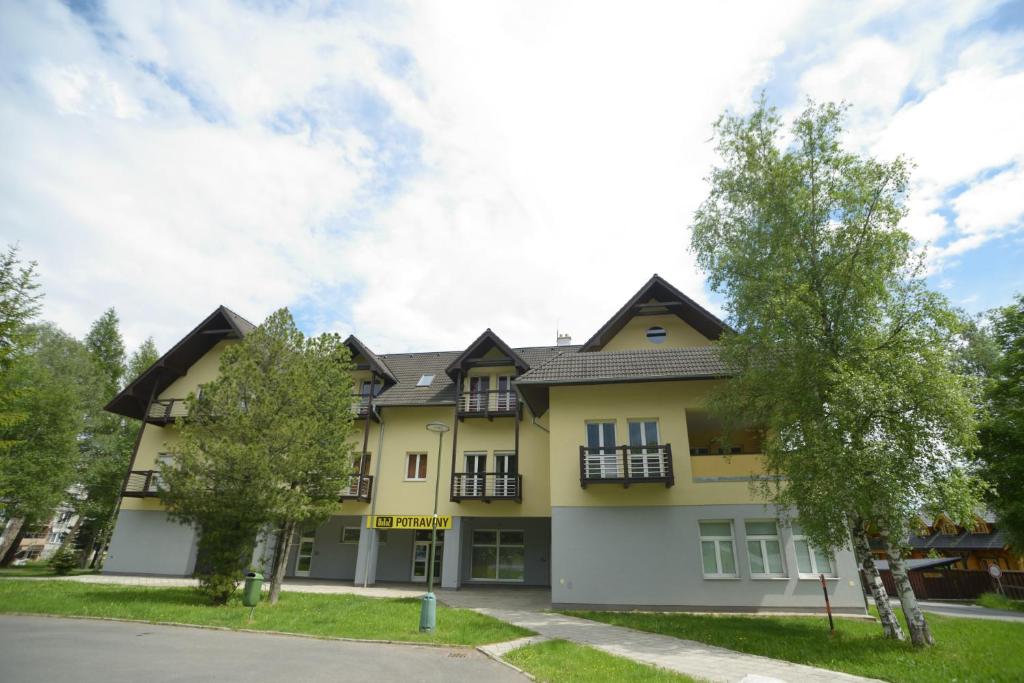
[104,510,198,577]
[551,504,866,613]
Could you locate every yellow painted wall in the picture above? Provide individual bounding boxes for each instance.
[547,380,765,507]
[600,313,712,352]
[157,341,230,401]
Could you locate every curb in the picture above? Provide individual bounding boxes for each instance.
[476,636,551,681]
[0,612,504,650]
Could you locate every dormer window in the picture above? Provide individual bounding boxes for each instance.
[646,326,667,344]
[416,374,435,387]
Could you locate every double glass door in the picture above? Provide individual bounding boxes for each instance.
[628,420,663,477]
[464,453,486,496]
[494,452,517,496]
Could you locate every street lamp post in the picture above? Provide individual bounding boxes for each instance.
[420,421,449,632]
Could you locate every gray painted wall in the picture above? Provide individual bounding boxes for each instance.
[551,505,865,612]
[459,517,551,586]
[286,515,362,580]
[104,510,197,577]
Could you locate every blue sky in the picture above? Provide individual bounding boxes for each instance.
[1,1,1022,354]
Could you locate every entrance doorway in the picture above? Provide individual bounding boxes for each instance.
[295,531,316,577]
[411,531,444,582]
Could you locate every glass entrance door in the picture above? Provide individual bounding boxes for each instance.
[411,531,444,582]
[295,532,315,577]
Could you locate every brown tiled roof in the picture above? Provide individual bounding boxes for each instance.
[371,345,571,406]
[515,346,727,385]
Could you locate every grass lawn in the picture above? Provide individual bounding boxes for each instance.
[504,639,697,683]
[0,563,97,578]
[567,608,1024,683]
[976,592,1024,613]
[0,579,529,646]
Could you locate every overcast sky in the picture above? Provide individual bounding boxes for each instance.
[2,1,1023,355]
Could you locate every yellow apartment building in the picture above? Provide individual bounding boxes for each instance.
[103,275,866,612]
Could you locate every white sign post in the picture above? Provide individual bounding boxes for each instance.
[988,563,1004,596]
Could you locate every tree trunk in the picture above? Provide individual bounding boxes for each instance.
[90,523,115,570]
[0,518,26,566]
[268,520,296,605]
[79,530,98,569]
[851,519,905,640]
[882,527,934,647]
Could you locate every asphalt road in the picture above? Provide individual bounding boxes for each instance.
[916,599,1024,623]
[0,615,527,683]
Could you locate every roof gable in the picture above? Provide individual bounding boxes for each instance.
[343,335,397,384]
[580,274,728,352]
[104,306,254,420]
[444,329,530,379]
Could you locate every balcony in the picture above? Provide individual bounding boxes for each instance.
[145,399,188,425]
[450,472,523,502]
[456,390,519,419]
[123,470,161,497]
[579,444,675,488]
[340,474,373,503]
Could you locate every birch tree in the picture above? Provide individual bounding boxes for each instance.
[690,99,978,646]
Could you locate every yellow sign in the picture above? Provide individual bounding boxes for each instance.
[366,515,452,530]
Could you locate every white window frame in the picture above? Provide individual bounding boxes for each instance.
[470,529,526,582]
[341,527,361,544]
[791,524,836,578]
[405,452,427,481]
[699,520,738,578]
[745,520,787,578]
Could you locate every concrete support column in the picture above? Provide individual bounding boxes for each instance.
[441,517,462,589]
[354,517,378,586]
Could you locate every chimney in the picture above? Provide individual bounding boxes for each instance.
[557,333,572,346]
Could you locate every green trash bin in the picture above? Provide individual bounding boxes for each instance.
[242,571,263,607]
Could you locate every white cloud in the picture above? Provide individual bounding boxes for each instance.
[1,0,1022,355]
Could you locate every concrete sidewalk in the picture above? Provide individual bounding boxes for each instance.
[476,608,883,683]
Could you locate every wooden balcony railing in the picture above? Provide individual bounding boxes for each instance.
[340,474,373,502]
[145,399,188,425]
[450,472,523,502]
[579,444,675,488]
[123,470,161,497]
[456,390,519,418]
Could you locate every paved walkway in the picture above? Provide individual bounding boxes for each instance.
[915,599,1024,623]
[475,609,882,683]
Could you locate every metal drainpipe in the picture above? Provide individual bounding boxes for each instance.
[362,406,386,588]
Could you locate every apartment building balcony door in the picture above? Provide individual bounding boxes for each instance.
[584,421,618,479]
[464,452,486,497]
[494,451,518,498]
[468,376,490,412]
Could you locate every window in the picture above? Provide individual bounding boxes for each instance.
[471,529,525,581]
[627,420,664,477]
[646,326,667,343]
[341,527,361,544]
[377,530,389,544]
[57,510,73,524]
[791,523,835,577]
[745,520,786,577]
[152,453,175,492]
[406,453,428,480]
[699,521,737,577]
[416,374,435,387]
[496,376,514,410]
[360,380,383,397]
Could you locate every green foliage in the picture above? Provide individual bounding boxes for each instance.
[976,593,1024,613]
[977,295,1024,552]
[571,609,1024,683]
[48,547,78,576]
[0,325,95,526]
[0,244,42,456]
[127,337,159,379]
[505,640,697,683]
[0,581,530,646]
[162,308,358,603]
[689,99,980,551]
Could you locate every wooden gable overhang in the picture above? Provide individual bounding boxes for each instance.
[104,306,255,420]
[579,273,730,352]
[343,335,397,386]
[444,328,530,380]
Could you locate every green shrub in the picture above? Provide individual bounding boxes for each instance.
[48,548,78,576]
